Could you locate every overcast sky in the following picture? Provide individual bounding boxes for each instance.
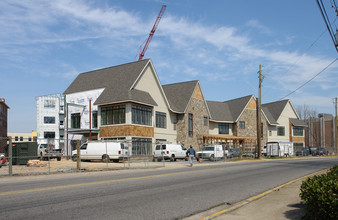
[1,0,338,133]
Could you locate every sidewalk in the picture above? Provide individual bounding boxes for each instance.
[185,170,329,220]
[214,177,307,220]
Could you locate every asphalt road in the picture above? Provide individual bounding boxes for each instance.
[0,158,337,220]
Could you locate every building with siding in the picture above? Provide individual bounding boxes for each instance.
[63,59,310,156]
[262,100,307,152]
[8,132,38,142]
[36,94,65,149]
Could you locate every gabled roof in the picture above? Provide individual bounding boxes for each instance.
[63,59,157,106]
[261,100,289,124]
[206,100,232,122]
[162,80,199,113]
[261,106,279,125]
[207,95,254,123]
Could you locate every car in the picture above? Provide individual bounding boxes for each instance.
[228,148,240,158]
[295,147,310,156]
[0,154,7,168]
[153,144,187,162]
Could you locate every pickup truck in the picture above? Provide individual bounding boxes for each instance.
[196,145,225,161]
[38,144,63,161]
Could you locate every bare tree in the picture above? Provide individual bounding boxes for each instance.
[295,104,318,120]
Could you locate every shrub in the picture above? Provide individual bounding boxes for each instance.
[300,165,338,219]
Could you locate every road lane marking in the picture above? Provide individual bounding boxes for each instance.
[200,169,327,220]
[0,167,221,196]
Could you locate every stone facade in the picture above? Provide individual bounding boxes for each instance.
[234,108,267,146]
[176,97,209,150]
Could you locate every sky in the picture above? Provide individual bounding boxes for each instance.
[1,0,338,133]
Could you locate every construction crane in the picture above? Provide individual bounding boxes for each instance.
[138,4,166,61]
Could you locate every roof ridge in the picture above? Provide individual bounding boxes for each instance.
[78,59,150,76]
[262,99,289,106]
[162,80,198,86]
[223,94,253,103]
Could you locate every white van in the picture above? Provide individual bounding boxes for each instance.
[196,145,224,161]
[153,144,187,161]
[72,141,128,163]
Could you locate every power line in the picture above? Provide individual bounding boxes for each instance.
[317,0,338,52]
[280,58,338,100]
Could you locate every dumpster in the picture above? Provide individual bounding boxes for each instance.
[5,142,38,165]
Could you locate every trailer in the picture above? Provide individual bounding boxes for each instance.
[266,142,294,157]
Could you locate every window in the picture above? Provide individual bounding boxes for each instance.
[20,136,23,141]
[132,138,152,155]
[277,126,285,136]
[188,113,193,136]
[44,132,55,138]
[204,116,208,126]
[239,121,245,129]
[15,136,18,141]
[28,137,32,141]
[132,105,152,126]
[219,123,229,134]
[101,105,125,125]
[293,126,304,136]
[44,100,55,108]
[71,113,81,128]
[156,111,166,128]
[92,111,98,128]
[33,136,37,142]
[44,116,55,124]
[80,143,87,150]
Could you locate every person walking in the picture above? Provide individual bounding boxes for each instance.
[186,145,195,167]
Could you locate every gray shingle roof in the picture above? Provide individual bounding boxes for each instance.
[289,118,308,127]
[207,95,253,122]
[262,106,279,125]
[63,59,157,106]
[206,100,232,122]
[262,100,289,124]
[162,81,198,113]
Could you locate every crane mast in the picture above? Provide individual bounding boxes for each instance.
[138,4,166,61]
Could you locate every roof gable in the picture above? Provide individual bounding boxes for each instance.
[162,80,198,113]
[64,59,157,106]
[207,95,254,122]
[225,95,254,122]
[261,100,289,122]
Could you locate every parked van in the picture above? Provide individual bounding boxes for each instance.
[72,141,128,163]
[153,144,187,161]
[196,145,224,161]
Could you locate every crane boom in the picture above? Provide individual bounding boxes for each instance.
[138,4,166,61]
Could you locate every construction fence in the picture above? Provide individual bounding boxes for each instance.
[0,137,195,176]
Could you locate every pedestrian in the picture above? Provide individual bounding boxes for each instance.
[186,145,195,167]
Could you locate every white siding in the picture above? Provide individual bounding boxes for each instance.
[133,65,176,143]
[268,101,298,143]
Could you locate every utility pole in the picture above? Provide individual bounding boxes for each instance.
[257,64,263,159]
